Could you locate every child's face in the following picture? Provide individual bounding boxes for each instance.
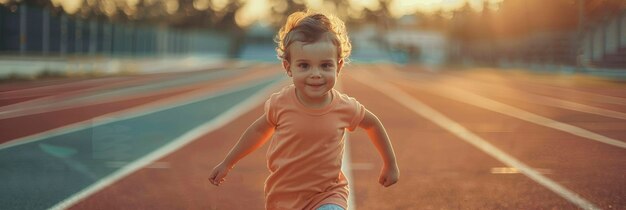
[284,40,343,102]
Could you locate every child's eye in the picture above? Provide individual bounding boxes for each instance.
[298,63,309,69]
[321,63,334,69]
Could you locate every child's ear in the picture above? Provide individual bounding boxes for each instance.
[337,59,344,74]
[282,60,292,77]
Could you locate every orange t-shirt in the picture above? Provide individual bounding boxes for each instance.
[263,85,365,210]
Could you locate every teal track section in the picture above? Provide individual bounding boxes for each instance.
[0,76,281,209]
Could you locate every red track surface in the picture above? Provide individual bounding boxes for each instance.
[2,64,625,209]
[0,65,277,143]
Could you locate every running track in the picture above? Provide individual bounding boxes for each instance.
[0,62,624,209]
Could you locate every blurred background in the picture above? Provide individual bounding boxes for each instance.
[1,1,626,209]
[0,0,625,79]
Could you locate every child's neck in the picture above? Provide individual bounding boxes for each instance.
[295,89,332,109]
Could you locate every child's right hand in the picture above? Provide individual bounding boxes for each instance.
[209,162,232,186]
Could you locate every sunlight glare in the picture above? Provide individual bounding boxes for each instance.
[101,0,117,17]
[348,6,365,20]
[272,0,288,13]
[126,0,140,8]
[490,167,520,174]
[306,0,323,11]
[351,0,380,11]
[236,0,271,27]
[86,0,97,7]
[210,0,229,12]
[51,0,83,14]
[389,0,503,17]
[193,0,211,11]
[322,1,337,14]
[165,0,179,14]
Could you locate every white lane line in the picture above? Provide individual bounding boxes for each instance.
[433,73,626,121]
[336,81,356,210]
[0,68,245,120]
[522,81,626,106]
[350,73,600,210]
[49,78,285,210]
[400,71,626,121]
[452,68,626,106]
[0,77,129,99]
[0,76,164,110]
[0,75,282,151]
[342,133,356,210]
[497,91,626,120]
[413,84,626,149]
[387,68,626,148]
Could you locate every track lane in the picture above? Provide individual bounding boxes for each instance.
[340,69,578,209]
[0,65,254,119]
[0,74,176,107]
[69,104,272,210]
[410,71,626,114]
[363,66,625,209]
[0,65,278,144]
[70,65,574,210]
[438,67,626,107]
[2,63,624,209]
[381,66,626,148]
[0,72,284,209]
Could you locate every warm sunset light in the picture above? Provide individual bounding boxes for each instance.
[42,0,503,25]
[50,0,82,14]
[389,0,504,17]
[232,0,504,26]
[1,0,625,209]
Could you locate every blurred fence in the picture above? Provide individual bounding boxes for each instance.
[457,9,626,71]
[582,10,626,69]
[0,4,230,58]
[453,31,577,70]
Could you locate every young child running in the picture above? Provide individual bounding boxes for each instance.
[209,10,399,210]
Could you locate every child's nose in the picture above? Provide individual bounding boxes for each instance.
[310,68,322,77]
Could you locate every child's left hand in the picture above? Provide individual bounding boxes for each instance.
[379,164,399,187]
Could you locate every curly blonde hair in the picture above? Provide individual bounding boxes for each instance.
[275,10,351,63]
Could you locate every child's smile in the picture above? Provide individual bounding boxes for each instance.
[306,82,326,90]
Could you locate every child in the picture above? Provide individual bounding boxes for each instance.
[209,10,399,210]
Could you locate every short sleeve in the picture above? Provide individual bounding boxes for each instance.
[347,99,365,131]
[264,97,277,126]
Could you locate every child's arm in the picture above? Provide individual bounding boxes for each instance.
[358,109,399,187]
[209,114,275,186]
